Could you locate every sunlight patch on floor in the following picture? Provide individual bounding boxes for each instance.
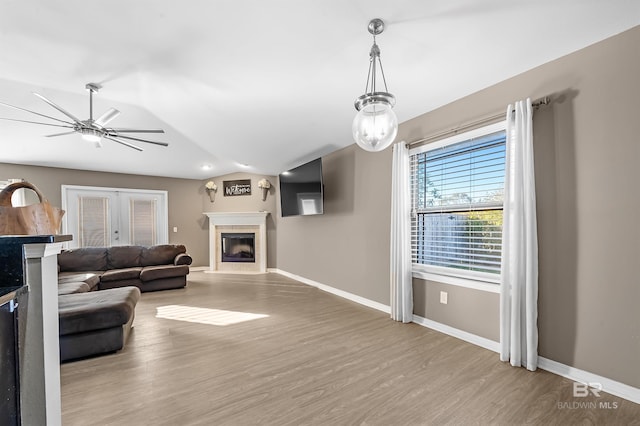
[156,305,269,326]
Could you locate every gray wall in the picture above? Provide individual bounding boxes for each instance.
[275,146,392,305]
[403,26,640,388]
[276,26,640,388]
[413,279,500,342]
[201,172,278,268]
[0,163,210,266]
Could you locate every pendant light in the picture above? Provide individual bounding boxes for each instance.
[352,18,397,152]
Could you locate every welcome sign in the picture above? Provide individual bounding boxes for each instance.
[223,179,251,196]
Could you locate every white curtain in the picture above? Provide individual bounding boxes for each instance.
[500,98,539,371]
[390,142,413,323]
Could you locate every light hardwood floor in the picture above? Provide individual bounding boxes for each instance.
[61,272,639,425]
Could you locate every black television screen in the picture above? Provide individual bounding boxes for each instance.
[279,158,324,217]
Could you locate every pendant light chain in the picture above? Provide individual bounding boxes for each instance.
[364,58,373,94]
[378,53,390,93]
[370,41,377,95]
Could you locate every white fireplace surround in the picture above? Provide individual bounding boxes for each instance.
[203,212,268,273]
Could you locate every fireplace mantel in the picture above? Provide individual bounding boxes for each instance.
[203,212,269,273]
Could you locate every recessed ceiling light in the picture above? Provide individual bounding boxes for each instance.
[238,163,251,168]
[201,164,213,170]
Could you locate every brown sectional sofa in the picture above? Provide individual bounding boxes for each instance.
[56,244,192,362]
[58,244,192,292]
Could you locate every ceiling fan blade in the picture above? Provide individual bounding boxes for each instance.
[107,133,169,147]
[0,117,75,129]
[103,135,143,152]
[33,92,83,124]
[94,108,120,126]
[109,128,165,134]
[45,131,78,137]
[0,100,75,125]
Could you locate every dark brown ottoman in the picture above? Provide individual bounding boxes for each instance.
[58,286,141,362]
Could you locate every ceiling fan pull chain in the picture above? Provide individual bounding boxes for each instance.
[89,88,93,121]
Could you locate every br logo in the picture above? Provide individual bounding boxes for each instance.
[573,382,603,397]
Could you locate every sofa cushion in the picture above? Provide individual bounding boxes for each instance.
[100,267,143,283]
[58,287,141,336]
[58,282,90,295]
[58,272,101,290]
[140,264,189,282]
[58,248,108,272]
[140,244,186,266]
[108,246,143,269]
[99,279,142,291]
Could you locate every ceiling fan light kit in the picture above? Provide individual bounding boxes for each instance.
[0,83,169,152]
[352,18,398,153]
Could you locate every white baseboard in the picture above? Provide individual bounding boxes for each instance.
[538,357,640,404]
[270,268,390,314]
[411,315,501,353]
[191,266,267,275]
[269,269,639,405]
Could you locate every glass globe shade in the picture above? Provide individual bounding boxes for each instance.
[352,101,398,152]
[81,130,102,143]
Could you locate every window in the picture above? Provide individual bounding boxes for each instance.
[410,122,506,283]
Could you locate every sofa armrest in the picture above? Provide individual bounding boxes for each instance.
[174,253,193,266]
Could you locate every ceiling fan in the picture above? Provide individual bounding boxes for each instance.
[0,83,169,151]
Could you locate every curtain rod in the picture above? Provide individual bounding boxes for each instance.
[407,96,551,148]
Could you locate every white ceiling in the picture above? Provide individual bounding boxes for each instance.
[0,0,638,179]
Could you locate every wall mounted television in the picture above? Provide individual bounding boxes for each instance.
[279,158,324,217]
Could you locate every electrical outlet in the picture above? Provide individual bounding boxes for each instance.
[440,291,448,304]
[173,226,178,233]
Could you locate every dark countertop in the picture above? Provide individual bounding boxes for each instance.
[0,234,72,244]
[0,234,72,288]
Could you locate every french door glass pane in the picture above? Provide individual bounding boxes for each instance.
[129,198,157,246]
[78,196,110,247]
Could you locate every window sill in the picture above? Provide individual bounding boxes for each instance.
[412,270,500,294]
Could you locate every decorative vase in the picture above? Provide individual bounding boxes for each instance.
[208,190,215,203]
[261,187,268,201]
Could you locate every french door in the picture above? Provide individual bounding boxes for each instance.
[62,185,168,249]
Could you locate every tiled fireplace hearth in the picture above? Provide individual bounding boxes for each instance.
[203,212,268,273]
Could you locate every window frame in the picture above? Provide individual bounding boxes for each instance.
[409,121,507,287]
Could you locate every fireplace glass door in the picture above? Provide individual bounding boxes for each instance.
[221,233,255,263]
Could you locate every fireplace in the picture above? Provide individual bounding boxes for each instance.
[221,233,255,263]
[204,211,268,273]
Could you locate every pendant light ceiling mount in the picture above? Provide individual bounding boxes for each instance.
[367,18,385,36]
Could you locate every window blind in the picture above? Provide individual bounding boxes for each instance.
[78,196,110,247]
[410,129,506,275]
[129,198,157,246]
